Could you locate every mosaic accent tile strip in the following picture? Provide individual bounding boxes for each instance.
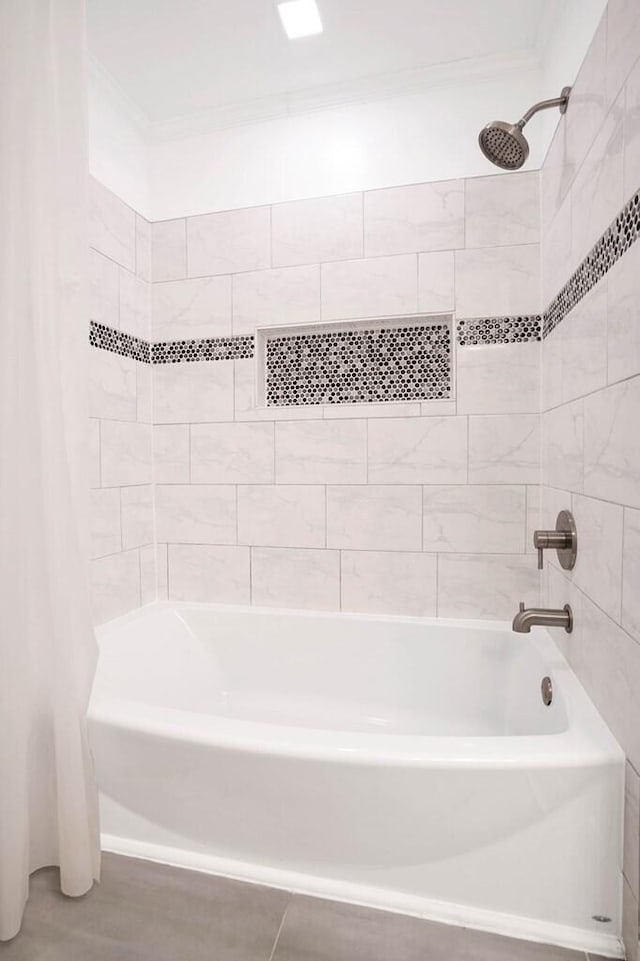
[90,321,151,364]
[151,336,254,364]
[457,315,541,346]
[543,188,640,337]
[264,322,451,406]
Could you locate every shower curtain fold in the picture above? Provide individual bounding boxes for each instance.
[0,0,100,941]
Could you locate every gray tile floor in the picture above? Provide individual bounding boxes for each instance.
[0,853,609,961]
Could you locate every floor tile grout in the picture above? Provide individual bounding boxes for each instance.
[267,897,291,961]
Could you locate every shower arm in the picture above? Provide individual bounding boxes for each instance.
[517,86,571,129]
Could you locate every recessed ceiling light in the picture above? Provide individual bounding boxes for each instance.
[277,0,323,39]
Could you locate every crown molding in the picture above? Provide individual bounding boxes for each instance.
[88,49,542,145]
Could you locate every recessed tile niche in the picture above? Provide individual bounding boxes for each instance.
[256,315,453,408]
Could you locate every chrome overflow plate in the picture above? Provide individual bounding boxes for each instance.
[541,676,553,707]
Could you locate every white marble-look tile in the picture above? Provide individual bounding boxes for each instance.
[89,178,135,271]
[121,485,154,550]
[191,422,274,483]
[119,269,150,339]
[135,215,151,282]
[89,488,121,559]
[623,54,640,204]
[541,119,573,239]
[232,265,320,336]
[608,239,640,385]
[454,244,540,319]
[324,401,421,419]
[137,363,152,423]
[341,551,437,617]
[153,361,234,423]
[575,595,640,770]
[606,0,640,108]
[155,484,236,545]
[275,420,366,484]
[541,192,573,309]
[541,325,563,413]
[417,251,454,313]
[152,219,187,282]
[151,276,232,341]
[456,343,539,415]
[168,544,250,604]
[271,193,363,267]
[368,416,467,484]
[237,485,325,548]
[561,282,608,403]
[320,254,417,321]
[140,543,159,605]
[89,249,119,328]
[89,419,101,489]
[326,485,422,551]
[624,761,640,901]
[91,550,140,625]
[525,485,541,555]
[468,413,539,485]
[153,424,190,483]
[584,376,640,509]
[187,206,271,277]
[544,560,584,662]
[540,484,573,533]
[89,349,137,421]
[543,401,584,493]
[571,89,625,266]
[251,547,340,611]
[571,492,623,621]
[565,16,608,179]
[622,507,640,642]
[465,172,539,248]
[100,420,152,487]
[437,553,539,620]
[423,485,526,553]
[155,543,169,600]
[364,179,464,257]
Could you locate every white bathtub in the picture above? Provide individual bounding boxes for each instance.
[88,602,624,957]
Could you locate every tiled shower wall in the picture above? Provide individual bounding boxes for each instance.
[149,172,542,619]
[539,2,640,957]
[88,179,155,623]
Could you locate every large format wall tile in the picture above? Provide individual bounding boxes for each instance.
[341,551,437,616]
[606,0,640,108]
[135,215,151,282]
[191,422,275,484]
[543,402,584,493]
[565,16,607,180]
[152,276,232,341]
[90,178,135,271]
[364,180,464,256]
[468,414,539,484]
[119,268,150,339]
[251,547,340,611]
[153,361,234,423]
[237,485,326,548]
[571,492,624,621]
[456,343,539,415]
[90,350,137,422]
[607,238,640,384]
[153,425,190,483]
[156,484,236,544]
[271,193,363,267]
[584,376,640,509]
[422,485,526,554]
[121,485,154,550]
[560,282,607,403]
[454,244,540,318]
[623,54,640,203]
[100,420,152,487]
[168,544,250,604]
[417,251,454,313]
[437,554,539,619]
[89,249,119,328]
[326,485,422,551]
[90,488,121,559]
[622,507,640,642]
[368,417,467,484]
[232,265,320,335]
[152,220,187,281]
[91,550,140,624]
[187,206,271,276]
[320,254,418,321]
[275,420,366,484]
[464,172,539,248]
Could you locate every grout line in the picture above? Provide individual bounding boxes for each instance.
[267,899,291,961]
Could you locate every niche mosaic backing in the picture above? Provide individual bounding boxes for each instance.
[262,320,451,407]
[543,188,640,337]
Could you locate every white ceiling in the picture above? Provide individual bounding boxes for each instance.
[87,0,555,125]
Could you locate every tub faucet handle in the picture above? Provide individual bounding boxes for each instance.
[532,510,577,571]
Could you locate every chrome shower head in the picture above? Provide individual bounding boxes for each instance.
[478,86,571,171]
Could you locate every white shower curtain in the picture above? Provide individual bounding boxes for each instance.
[0,0,100,941]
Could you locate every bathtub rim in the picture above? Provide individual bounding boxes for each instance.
[90,600,624,769]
